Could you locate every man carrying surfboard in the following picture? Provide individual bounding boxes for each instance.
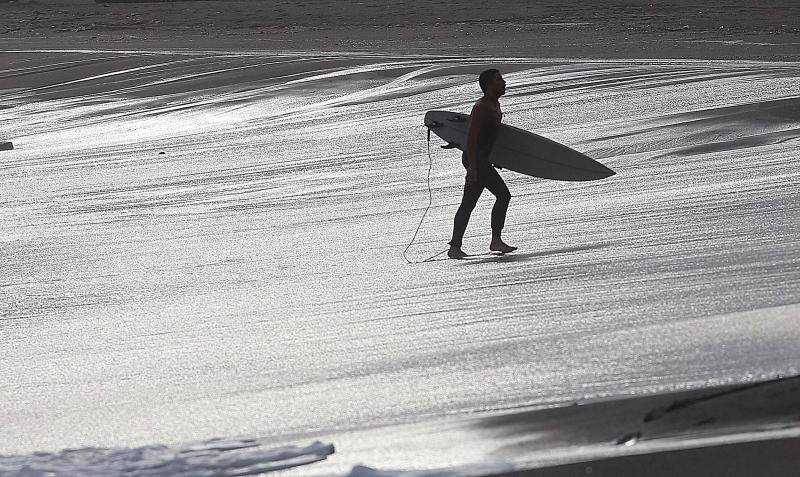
[448,69,517,259]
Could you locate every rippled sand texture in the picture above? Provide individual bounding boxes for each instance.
[1,51,799,457]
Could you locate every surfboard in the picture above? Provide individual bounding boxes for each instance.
[424,110,615,181]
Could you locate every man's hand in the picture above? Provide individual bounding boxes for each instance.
[465,166,478,185]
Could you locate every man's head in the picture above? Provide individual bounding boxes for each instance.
[479,69,506,98]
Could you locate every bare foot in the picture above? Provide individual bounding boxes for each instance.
[489,239,517,254]
[448,246,468,259]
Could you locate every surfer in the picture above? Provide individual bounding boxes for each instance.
[448,69,517,259]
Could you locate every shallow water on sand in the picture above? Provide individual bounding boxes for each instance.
[1,50,799,474]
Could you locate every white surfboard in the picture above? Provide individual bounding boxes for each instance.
[424,110,615,181]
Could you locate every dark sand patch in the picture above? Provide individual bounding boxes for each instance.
[478,375,800,476]
[2,0,800,60]
[500,436,800,476]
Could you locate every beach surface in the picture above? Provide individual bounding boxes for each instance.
[1,1,800,476]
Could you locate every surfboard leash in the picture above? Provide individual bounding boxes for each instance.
[402,125,448,264]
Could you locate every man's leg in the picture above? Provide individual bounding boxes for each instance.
[483,166,516,253]
[449,181,484,257]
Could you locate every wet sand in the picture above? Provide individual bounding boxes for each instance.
[2,2,800,476]
[503,436,800,477]
[482,375,800,476]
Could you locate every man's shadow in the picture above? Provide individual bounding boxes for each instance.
[454,242,612,264]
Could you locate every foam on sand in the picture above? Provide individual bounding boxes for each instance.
[0,439,334,477]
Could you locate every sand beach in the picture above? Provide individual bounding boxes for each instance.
[1,1,799,476]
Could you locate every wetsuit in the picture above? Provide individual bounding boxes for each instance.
[448,100,511,248]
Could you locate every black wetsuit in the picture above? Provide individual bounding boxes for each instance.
[448,107,511,248]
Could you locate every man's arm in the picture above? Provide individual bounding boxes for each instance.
[465,102,489,183]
